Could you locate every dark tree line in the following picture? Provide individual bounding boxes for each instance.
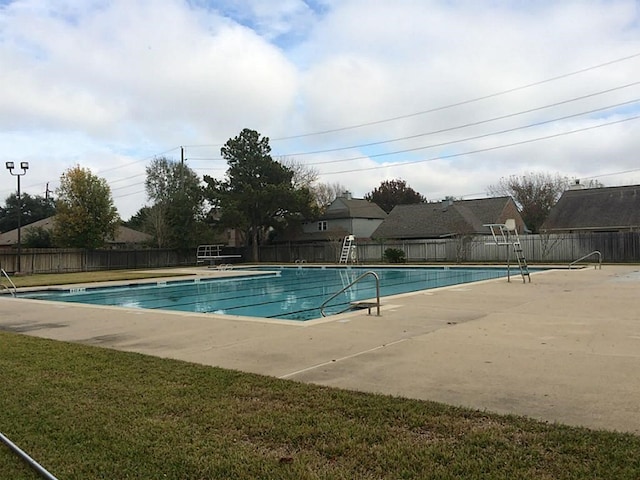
[0,193,55,233]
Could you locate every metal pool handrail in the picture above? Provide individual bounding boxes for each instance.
[1,268,17,296]
[569,251,602,269]
[320,270,380,317]
[0,432,59,480]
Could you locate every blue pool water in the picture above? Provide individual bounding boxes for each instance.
[20,266,514,321]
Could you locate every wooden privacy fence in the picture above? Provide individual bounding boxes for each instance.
[260,232,640,264]
[0,248,196,274]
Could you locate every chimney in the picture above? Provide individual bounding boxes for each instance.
[569,179,584,190]
[441,198,454,211]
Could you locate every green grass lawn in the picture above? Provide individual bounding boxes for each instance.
[1,332,639,479]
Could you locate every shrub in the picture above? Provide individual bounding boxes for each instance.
[384,248,406,263]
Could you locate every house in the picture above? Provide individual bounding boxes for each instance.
[296,192,387,241]
[0,216,153,249]
[372,196,526,240]
[541,184,640,233]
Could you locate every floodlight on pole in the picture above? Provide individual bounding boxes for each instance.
[5,161,29,273]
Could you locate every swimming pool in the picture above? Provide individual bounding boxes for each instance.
[19,267,520,321]
[19,266,515,321]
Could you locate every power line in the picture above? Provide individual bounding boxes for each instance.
[181,80,640,163]
[306,98,640,166]
[319,114,640,175]
[180,52,640,148]
[272,52,640,141]
[581,168,640,180]
[79,54,640,184]
[275,82,640,158]
[94,146,181,176]
[112,188,146,200]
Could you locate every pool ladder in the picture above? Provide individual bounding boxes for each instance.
[1,268,17,296]
[320,270,380,317]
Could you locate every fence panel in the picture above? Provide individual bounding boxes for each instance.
[0,248,196,274]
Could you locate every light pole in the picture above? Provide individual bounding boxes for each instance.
[5,161,29,273]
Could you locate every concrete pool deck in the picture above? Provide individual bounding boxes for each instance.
[1,264,639,434]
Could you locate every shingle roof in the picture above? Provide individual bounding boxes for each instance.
[372,197,514,239]
[278,226,351,243]
[0,216,152,246]
[541,185,640,232]
[322,198,387,220]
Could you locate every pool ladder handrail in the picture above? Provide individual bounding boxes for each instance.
[1,268,17,297]
[320,270,380,317]
[0,431,59,480]
[569,251,602,270]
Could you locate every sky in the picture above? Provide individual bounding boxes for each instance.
[1,0,639,220]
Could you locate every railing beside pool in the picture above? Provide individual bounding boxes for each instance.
[320,270,381,317]
[569,250,602,269]
[1,268,17,296]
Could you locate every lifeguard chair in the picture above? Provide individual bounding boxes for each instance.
[484,219,530,283]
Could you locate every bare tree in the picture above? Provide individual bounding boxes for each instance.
[278,156,319,189]
[147,204,169,248]
[584,179,605,188]
[277,156,350,214]
[312,181,347,213]
[488,172,568,233]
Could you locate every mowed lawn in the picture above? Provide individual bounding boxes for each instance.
[1,331,639,479]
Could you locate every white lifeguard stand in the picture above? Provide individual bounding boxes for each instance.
[484,219,530,283]
[338,235,357,264]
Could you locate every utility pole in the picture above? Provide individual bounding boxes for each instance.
[45,182,54,202]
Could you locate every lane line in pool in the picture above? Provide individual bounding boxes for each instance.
[278,338,409,379]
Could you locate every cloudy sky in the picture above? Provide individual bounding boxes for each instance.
[1,0,639,220]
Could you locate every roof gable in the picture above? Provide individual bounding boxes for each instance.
[323,197,387,220]
[541,185,640,232]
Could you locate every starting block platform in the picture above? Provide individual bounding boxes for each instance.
[196,245,241,266]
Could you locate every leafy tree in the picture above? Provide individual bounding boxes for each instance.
[488,172,569,233]
[124,206,152,232]
[203,128,315,261]
[54,165,120,248]
[23,226,54,248]
[0,193,56,233]
[145,157,204,248]
[125,205,170,248]
[364,178,426,213]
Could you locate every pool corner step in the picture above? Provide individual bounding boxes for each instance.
[350,301,380,315]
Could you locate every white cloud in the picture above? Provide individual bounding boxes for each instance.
[1,0,639,220]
